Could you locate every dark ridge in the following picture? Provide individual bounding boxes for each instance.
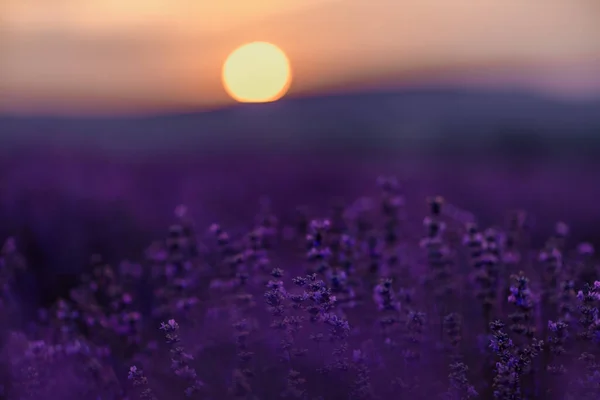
[1,87,599,158]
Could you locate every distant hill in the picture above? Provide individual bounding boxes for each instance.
[1,88,599,158]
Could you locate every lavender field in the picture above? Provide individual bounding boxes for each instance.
[1,90,600,399]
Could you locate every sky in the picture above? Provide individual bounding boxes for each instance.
[1,0,600,114]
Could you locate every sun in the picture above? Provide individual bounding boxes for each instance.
[222,42,292,103]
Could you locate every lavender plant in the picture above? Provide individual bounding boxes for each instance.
[0,176,599,400]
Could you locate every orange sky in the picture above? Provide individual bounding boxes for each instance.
[1,0,599,114]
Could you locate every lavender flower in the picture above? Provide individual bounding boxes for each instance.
[159,319,204,397]
[128,365,159,400]
[3,175,600,400]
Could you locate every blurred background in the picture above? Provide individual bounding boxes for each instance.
[2,0,600,112]
[1,0,599,304]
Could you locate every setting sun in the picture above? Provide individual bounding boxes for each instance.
[222,42,292,103]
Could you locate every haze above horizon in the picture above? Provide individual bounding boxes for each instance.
[1,0,599,115]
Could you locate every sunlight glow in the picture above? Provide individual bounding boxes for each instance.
[222,42,292,103]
